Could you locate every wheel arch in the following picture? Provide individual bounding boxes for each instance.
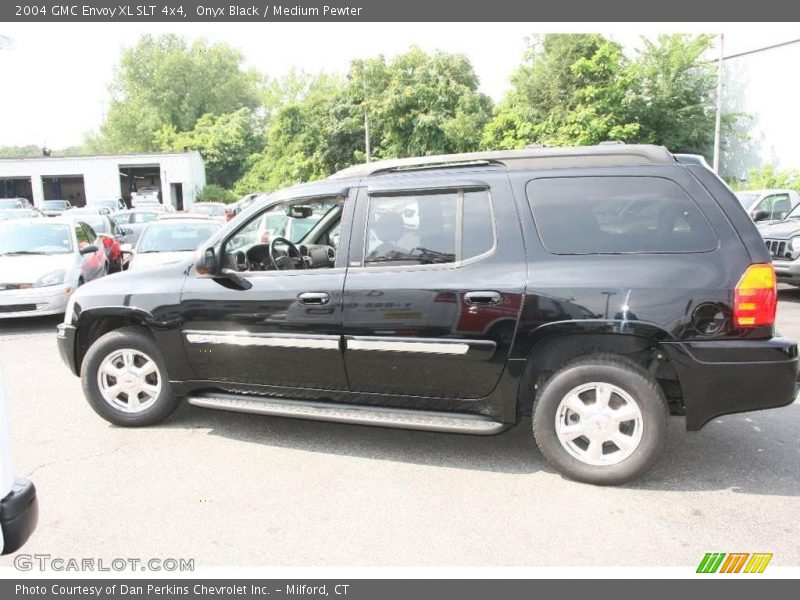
[74,308,154,375]
[515,326,685,419]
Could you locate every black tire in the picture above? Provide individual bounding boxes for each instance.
[81,326,178,427]
[532,353,668,485]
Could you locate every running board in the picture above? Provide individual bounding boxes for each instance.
[186,393,505,435]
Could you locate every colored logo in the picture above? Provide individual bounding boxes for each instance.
[697,552,773,573]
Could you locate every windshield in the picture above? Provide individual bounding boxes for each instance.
[736,192,759,209]
[191,204,225,216]
[0,199,23,209]
[137,222,220,253]
[42,200,70,209]
[0,223,73,255]
[0,209,37,221]
[81,217,110,233]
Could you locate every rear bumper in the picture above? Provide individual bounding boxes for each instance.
[56,323,79,376]
[1,478,38,555]
[663,337,799,430]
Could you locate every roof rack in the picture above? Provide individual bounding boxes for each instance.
[328,144,675,180]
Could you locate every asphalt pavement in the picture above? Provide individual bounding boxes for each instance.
[0,291,798,568]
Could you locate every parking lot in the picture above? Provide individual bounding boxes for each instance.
[0,291,798,568]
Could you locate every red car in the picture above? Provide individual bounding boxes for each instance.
[68,214,127,273]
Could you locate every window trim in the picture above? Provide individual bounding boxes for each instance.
[356,187,498,272]
[526,174,721,256]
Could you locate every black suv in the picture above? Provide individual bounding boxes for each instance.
[56,145,799,485]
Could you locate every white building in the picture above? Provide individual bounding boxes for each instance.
[721,38,800,181]
[0,151,206,210]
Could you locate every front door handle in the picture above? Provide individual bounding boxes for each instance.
[298,292,330,305]
[464,290,502,306]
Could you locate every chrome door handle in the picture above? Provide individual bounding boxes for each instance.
[464,291,502,306]
[298,292,330,305]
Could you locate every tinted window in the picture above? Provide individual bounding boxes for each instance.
[463,190,494,259]
[366,192,458,265]
[527,177,718,254]
[82,224,98,242]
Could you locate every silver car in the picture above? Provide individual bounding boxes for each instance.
[125,218,222,273]
[0,218,108,319]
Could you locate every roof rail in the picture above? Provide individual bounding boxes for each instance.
[328,144,675,180]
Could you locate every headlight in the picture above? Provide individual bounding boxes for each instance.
[33,269,65,287]
[790,237,800,253]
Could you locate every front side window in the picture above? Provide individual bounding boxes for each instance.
[364,189,494,266]
[74,223,91,247]
[226,198,340,252]
[527,176,718,254]
[758,194,791,220]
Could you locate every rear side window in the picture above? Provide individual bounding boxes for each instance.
[364,189,494,266]
[527,176,718,254]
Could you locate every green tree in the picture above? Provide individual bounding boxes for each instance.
[627,34,718,154]
[97,34,261,152]
[351,47,493,158]
[156,108,265,189]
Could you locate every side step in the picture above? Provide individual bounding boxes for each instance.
[186,393,506,435]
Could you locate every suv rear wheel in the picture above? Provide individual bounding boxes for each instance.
[532,354,668,485]
[81,327,178,426]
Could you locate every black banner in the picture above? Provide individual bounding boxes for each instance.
[3,0,800,22]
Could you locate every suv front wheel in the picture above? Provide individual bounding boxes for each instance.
[81,327,179,427]
[532,354,668,485]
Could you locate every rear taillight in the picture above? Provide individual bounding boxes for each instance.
[734,264,776,327]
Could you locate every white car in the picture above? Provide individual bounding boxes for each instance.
[736,189,800,224]
[0,370,38,554]
[125,218,222,273]
[0,218,108,319]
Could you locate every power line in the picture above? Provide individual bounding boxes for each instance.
[723,37,800,61]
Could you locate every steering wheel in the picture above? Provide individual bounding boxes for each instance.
[268,237,304,270]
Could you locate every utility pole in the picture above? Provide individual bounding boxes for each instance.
[713,33,725,174]
[364,110,371,163]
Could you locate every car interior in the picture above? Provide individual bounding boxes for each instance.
[223,198,343,272]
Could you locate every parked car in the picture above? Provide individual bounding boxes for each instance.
[189,202,231,222]
[68,214,128,273]
[40,200,73,217]
[130,188,160,207]
[57,144,798,485]
[87,197,126,212]
[231,193,260,216]
[71,206,112,217]
[0,371,38,554]
[736,189,800,224]
[756,202,800,285]
[0,198,31,209]
[0,218,107,318]
[0,208,44,221]
[124,218,222,273]
[112,207,172,248]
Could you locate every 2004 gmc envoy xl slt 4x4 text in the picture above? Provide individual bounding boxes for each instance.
[56,144,799,485]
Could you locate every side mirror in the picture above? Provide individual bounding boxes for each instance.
[80,245,98,255]
[120,243,133,254]
[195,247,217,275]
[752,210,770,222]
[121,228,133,236]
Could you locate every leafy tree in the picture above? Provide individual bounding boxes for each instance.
[97,34,261,152]
[350,47,493,158]
[735,165,800,192]
[156,108,265,189]
[197,183,237,203]
[627,34,718,154]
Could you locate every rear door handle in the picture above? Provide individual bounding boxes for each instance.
[464,291,502,306]
[298,292,330,305]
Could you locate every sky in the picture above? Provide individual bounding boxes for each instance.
[1,22,798,149]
